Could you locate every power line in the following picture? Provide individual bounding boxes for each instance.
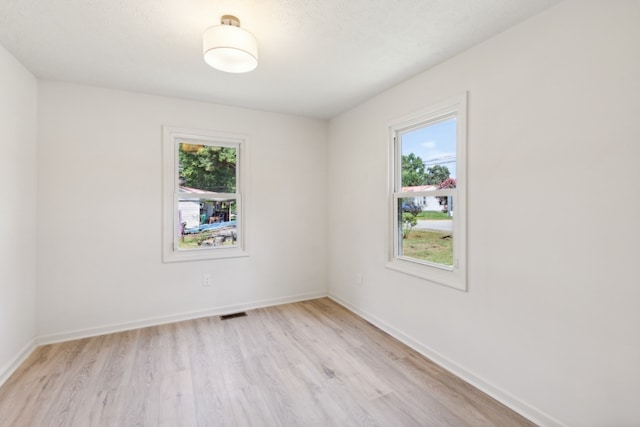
[423,155,456,166]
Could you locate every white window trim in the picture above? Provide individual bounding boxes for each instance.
[162,126,249,263]
[386,93,467,291]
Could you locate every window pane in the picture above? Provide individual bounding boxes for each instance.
[178,198,237,250]
[178,143,236,193]
[398,196,453,267]
[400,117,457,191]
[388,94,466,289]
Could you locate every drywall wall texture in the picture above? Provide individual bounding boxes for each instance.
[36,83,328,340]
[0,44,38,381]
[327,1,640,426]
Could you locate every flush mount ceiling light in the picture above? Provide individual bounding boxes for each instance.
[203,15,258,73]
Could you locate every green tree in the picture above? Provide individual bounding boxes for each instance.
[425,165,450,185]
[179,144,236,193]
[402,153,427,186]
[402,212,418,239]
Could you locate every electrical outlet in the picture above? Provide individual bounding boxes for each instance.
[202,273,212,287]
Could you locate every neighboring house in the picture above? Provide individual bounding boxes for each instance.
[401,185,442,211]
[178,199,201,229]
[178,186,234,231]
[178,186,209,230]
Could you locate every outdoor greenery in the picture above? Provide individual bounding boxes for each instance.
[402,212,418,239]
[179,143,236,192]
[401,154,451,187]
[416,211,451,220]
[401,153,427,186]
[425,164,450,185]
[180,234,208,249]
[179,229,236,249]
[402,229,453,266]
[436,177,457,210]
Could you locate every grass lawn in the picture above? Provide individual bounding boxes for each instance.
[402,229,453,266]
[178,232,234,249]
[416,211,451,220]
[179,234,202,249]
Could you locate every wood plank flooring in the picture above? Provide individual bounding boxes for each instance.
[0,298,536,426]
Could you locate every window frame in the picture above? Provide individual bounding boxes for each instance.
[162,126,248,263]
[387,93,467,291]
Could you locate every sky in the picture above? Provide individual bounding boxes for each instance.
[401,117,457,179]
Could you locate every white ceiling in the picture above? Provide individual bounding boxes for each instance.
[0,0,560,119]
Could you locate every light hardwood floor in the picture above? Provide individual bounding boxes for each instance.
[0,298,536,426]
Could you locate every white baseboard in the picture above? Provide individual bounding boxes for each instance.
[38,290,328,345]
[328,293,566,427]
[0,338,37,388]
[9,292,561,426]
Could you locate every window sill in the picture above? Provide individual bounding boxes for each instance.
[163,247,249,263]
[386,258,466,291]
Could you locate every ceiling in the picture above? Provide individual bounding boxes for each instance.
[0,0,560,119]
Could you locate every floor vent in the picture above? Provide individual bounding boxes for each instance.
[220,312,248,320]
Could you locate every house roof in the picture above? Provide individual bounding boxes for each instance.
[178,186,208,194]
[402,185,437,193]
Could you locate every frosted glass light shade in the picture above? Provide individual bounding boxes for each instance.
[203,20,258,73]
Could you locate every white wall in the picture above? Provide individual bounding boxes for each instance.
[327,1,640,426]
[37,82,327,340]
[0,44,38,382]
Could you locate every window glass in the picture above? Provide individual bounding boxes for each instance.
[387,93,466,290]
[400,117,457,188]
[163,127,247,262]
[397,196,454,267]
[397,117,456,269]
[177,197,237,250]
[178,143,236,193]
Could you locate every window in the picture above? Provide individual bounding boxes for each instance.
[388,94,467,290]
[163,127,247,262]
